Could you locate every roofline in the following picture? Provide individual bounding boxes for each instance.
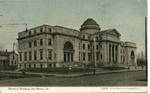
[55,25,79,32]
[18,24,52,34]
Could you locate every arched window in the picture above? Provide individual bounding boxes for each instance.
[64,41,73,51]
[131,51,134,58]
[130,51,135,65]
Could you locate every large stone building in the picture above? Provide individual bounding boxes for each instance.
[17,18,137,69]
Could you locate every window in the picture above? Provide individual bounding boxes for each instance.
[83,44,85,50]
[88,44,90,50]
[96,36,99,40]
[96,45,99,50]
[48,49,52,60]
[49,64,52,68]
[29,42,32,48]
[48,28,51,32]
[40,64,43,68]
[34,50,37,60]
[88,53,91,61]
[48,39,52,45]
[19,52,22,61]
[83,52,86,61]
[34,64,36,68]
[100,44,102,48]
[29,51,32,60]
[34,30,36,34]
[40,49,43,60]
[29,31,32,35]
[40,28,43,33]
[34,40,37,47]
[100,36,102,40]
[88,36,90,39]
[96,52,99,61]
[40,39,43,46]
[64,52,66,62]
[83,35,85,39]
[29,64,31,68]
[24,52,27,61]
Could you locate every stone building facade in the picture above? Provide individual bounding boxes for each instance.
[0,50,18,68]
[17,18,137,69]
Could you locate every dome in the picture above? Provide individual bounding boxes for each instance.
[80,18,100,31]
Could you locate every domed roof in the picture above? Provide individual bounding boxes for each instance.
[80,18,100,30]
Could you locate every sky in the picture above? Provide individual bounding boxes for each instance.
[0,0,147,54]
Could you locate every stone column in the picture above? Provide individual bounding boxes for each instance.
[109,44,112,63]
[114,45,116,62]
[117,45,121,64]
[111,45,114,63]
[66,52,68,62]
[115,46,118,63]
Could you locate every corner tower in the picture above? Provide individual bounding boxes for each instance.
[80,18,101,34]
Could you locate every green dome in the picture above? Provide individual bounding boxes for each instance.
[80,18,100,30]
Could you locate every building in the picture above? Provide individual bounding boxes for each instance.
[17,18,137,69]
[0,50,18,69]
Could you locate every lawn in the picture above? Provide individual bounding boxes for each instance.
[0,71,147,86]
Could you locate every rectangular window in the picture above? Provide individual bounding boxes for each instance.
[40,39,43,46]
[29,51,32,60]
[24,52,27,61]
[48,49,52,60]
[34,64,36,68]
[34,29,36,34]
[48,39,52,45]
[48,28,51,32]
[96,52,99,61]
[88,36,90,39]
[40,28,43,33]
[83,44,85,50]
[29,42,32,48]
[83,35,85,39]
[88,44,90,50]
[40,49,43,60]
[83,52,86,61]
[88,53,91,61]
[34,50,37,60]
[19,52,22,61]
[29,31,32,35]
[96,36,99,40]
[34,40,37,47]
[64,52,66,62]
[96,45,99,50]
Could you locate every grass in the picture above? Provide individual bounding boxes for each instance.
[0,71,147,86]
[19,67,125,74]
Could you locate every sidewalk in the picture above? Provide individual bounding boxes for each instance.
[0,69,145,78]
